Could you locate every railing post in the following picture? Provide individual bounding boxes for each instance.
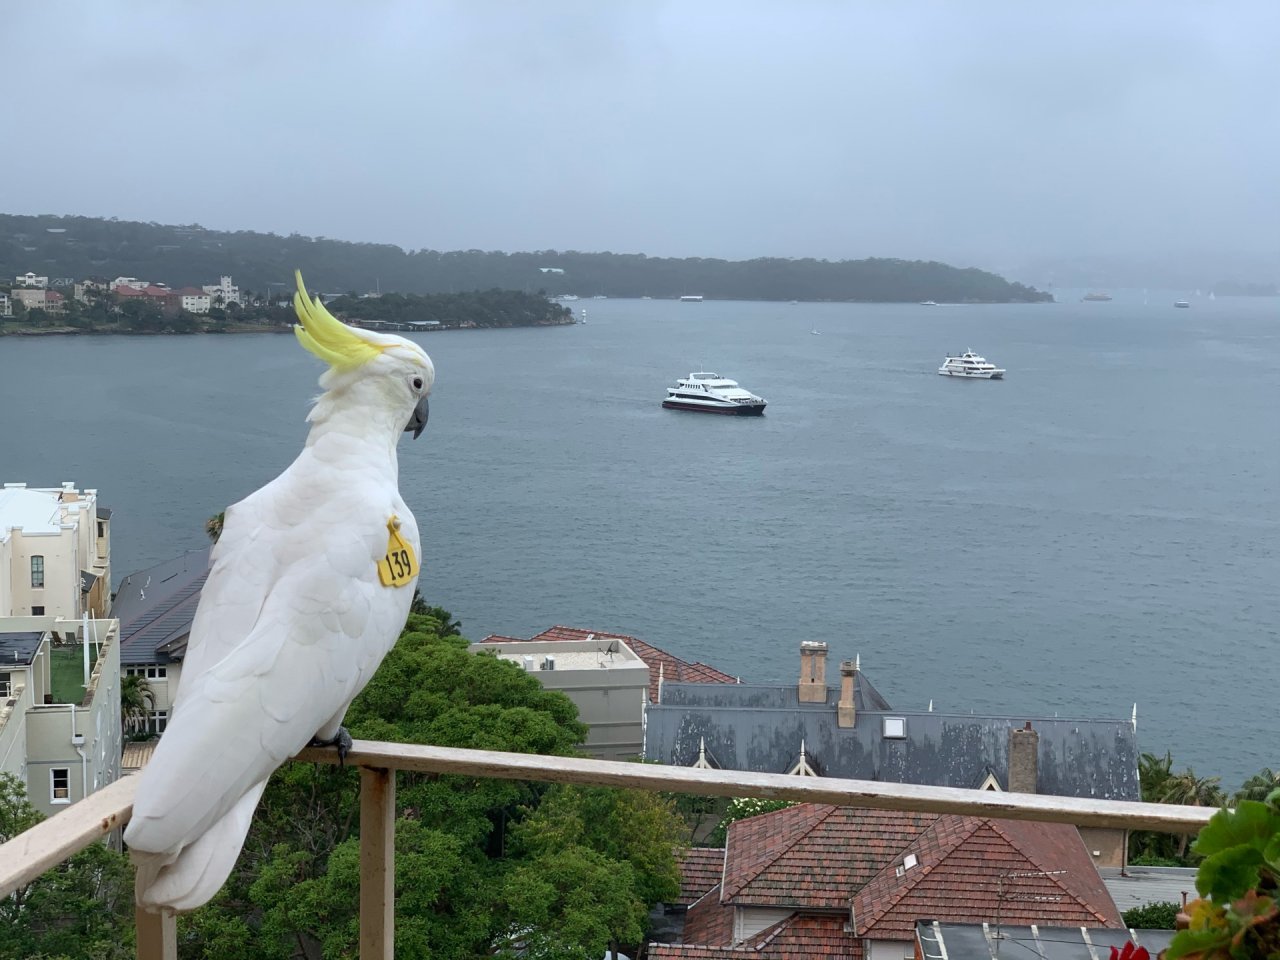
[135,906,176,960]
[359,766,395,960]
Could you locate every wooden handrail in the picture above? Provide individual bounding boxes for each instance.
[0,739,1221,959]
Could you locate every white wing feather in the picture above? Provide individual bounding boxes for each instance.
[125,466,419,906]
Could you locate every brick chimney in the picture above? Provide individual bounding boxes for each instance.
[1008,721,1039,793]
[837,660,857,728]
[798,642,828,702]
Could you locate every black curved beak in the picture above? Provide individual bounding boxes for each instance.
[405,396,429,439]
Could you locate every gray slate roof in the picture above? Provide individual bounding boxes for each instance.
[112,548,210,666]
[0,631,45,668]
[1099,865,1198,912]
[644,677,1140,801]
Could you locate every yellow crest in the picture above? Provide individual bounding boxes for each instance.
[292,270,386,370]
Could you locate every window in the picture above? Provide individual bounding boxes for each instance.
[31,606,44,616]
[31,555,44,589]
[882,716,907,739]
[148,710,169,734]
[97,521,105,538]
[51,767,70,803]
[127,665,167,680]
[0,674,10,698]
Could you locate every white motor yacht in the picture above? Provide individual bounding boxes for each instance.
[938,349,1005,379]
[663,372,767,415]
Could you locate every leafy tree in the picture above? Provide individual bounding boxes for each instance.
[121,672,154,737]
[204,511,225,544]
[1122,901,1181,929]
[1234,768,1280,805]
[0,773,134,959]
[1161,769,1227,860]
[705,796,797,847]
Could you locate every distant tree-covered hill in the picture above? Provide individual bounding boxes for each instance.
[0,213,1052,303]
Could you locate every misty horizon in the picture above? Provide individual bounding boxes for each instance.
[6,2,1279,283]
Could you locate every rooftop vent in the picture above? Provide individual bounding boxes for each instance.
[522,656,535,672]
[542,655,556,671]
[883,717,907,739]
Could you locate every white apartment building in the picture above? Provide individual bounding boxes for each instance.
[471,636,651,760]
[0,618,122,817]
[109,277,149,291]
[14,272,48,288]
[201,275,242,306]
[174,288,212,313]
[0,293,11,317]
[0,482,112,621]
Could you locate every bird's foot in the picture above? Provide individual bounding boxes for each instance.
[309,727,353,767]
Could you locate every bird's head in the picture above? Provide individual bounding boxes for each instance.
[292,271,434,439]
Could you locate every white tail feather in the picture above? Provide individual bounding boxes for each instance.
[132,780,268,913]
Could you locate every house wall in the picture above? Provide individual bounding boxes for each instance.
[0,661,37,781]
[8,527,80,618]
[1079,826,1128,869]
[24,620,120,817]
[471,640,649,761]
[869,939,915,960]
[735,906,794,943]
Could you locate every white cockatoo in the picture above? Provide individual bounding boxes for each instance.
[124,271,434,912]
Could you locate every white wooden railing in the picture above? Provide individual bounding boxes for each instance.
[0,739,1218,959]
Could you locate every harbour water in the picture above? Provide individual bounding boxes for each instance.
[2,292,1276,789]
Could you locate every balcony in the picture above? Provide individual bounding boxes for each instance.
[0,738,1216,960]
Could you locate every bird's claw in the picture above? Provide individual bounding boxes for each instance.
[309,727,353,767]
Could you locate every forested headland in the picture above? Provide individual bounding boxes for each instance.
[0,213,1052,303]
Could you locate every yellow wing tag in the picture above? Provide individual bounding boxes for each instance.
[378,515,418,588]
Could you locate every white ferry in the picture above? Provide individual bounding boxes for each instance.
[938,349,1005,379]
[679,295,704,302]
[662,372,767,415]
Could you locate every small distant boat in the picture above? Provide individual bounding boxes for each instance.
[579,309,587,324]
[679,295,704,302]
[592,295,607,299]
[1082,292,1113,302]
[558,294,580,301]
[641,296,652,300]
[1174,300,1190,309]
[810,328,821,336]
[663,372,766,415]
[939,349,1005,380]
[919,300,939,306]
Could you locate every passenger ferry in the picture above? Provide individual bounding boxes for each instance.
[662,372,767,415]
[938,349,1005,379]
[679,295,704,302]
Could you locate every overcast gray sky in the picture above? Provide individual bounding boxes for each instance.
[5,1,1278,275]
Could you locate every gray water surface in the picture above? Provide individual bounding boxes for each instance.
[2,293,1276,789]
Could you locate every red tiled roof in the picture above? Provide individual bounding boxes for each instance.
[677,847,726,906]
[724,805,936,908]
[479,625,738,701]
[658,805,1121,959]
[681,884,737,945]
[854,818,1121,938]
[650,914,860,959]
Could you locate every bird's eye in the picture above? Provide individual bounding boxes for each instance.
[412,376,424,391]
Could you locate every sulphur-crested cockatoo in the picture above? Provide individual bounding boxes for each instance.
[124,271,434,912]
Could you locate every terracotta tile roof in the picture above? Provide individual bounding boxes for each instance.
[658,805,1123,959]
[723,804,936,908]
[650,914,859,959]
[677,847,726,906]
[681,884,737,945]
[478,624,738,701]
